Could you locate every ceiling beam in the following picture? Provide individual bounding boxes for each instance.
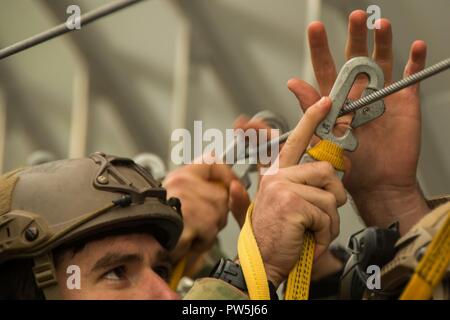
[41,0,168,158]
[0,62,64,164]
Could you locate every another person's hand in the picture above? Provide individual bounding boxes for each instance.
[250,97,347,288]
[287,10,429,234]
[164,163,249,263]
[165,115,282,267]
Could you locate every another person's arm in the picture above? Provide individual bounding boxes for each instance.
[287,10,429,235]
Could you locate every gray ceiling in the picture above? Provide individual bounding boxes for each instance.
[0,0,449,196]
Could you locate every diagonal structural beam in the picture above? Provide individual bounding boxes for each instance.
[0,62,64,159]
[0,0,144,60]
[42,0,168,158]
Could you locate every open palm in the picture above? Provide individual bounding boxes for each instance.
[288,10,427,198]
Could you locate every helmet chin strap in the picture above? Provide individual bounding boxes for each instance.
[32,252,61,300]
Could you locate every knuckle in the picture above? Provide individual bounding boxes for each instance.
[324,215,333,243]
[218,216,228,230]
[332,218,340,240]
[325,192,338,209]
[278,188,298,205]
[317,161,335,175]
[337,188,348,206]
[260,174,281,191]
[265,180,290,199]
[164,172,191,187]
[303,106,317,119]
[259,180,299,215]
[215,187,229,203]
[306,162,325,180]
[322,211,332,229]
[258,174,272,190]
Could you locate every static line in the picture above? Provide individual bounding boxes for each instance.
[0,0,144,60]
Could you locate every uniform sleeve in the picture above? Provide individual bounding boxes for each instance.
[183,278,249,300]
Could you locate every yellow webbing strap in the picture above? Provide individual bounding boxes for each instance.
[238,202,271,299]
[170,256,188,290]
[400,210,450,300]
[284,140,344,300]
[237,139,345,300]
[307,140,345,172]
[284,231,315,299]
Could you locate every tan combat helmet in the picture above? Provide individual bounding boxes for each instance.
[0,152,183,299]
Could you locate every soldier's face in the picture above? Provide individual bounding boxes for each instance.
[55,233,179,300]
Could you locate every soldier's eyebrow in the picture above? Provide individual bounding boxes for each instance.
[90,252,142,274]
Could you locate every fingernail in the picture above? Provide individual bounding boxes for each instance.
[287,78,296,87]
[318,97,331,109]
[318,96,327,105]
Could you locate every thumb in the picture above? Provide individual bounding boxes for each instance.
[287,78,321,112]
[229,179,250,228]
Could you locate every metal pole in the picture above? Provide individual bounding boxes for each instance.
[168,13,192,169]
[0,0,144,60]
[69,61,90,158]
[0,89,6,173]
[244,57,450,160]
[343,58,450,113]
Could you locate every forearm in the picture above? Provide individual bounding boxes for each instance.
[351,182,429,235]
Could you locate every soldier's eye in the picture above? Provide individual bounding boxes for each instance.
[153,265,171,282]
[103,266,127,281]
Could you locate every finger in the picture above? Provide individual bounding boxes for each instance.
[297,200,332,259]
[289,183,340,239]
[241,118,272,131]
[281,161,347,206]
[345,10,369,59]
[201,180,229,208]
[373,18,393,84]
[233,115,250,130]
[403,40,427,93]
[189,201,227,253]
[234,115,274,132]
[312,213,332,259]
[287,78,321,112]
[171,227,196,262]
[308,21,337,95]
[209,164,238,187]
[185,163,237,187]
[229,179,250,228]
[181,163,212,179]
[190,223,219,255]
[278,97,332,168]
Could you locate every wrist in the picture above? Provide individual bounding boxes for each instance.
[232,258,279,299]
[236,258,283,289]
[350,182,429,235]
[263,264,284,289]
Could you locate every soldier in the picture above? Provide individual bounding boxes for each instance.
[0,96,345,300]
[189,9,447,300]
[189,9,450,300]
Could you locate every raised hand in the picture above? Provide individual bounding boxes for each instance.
[287,10,429,233]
